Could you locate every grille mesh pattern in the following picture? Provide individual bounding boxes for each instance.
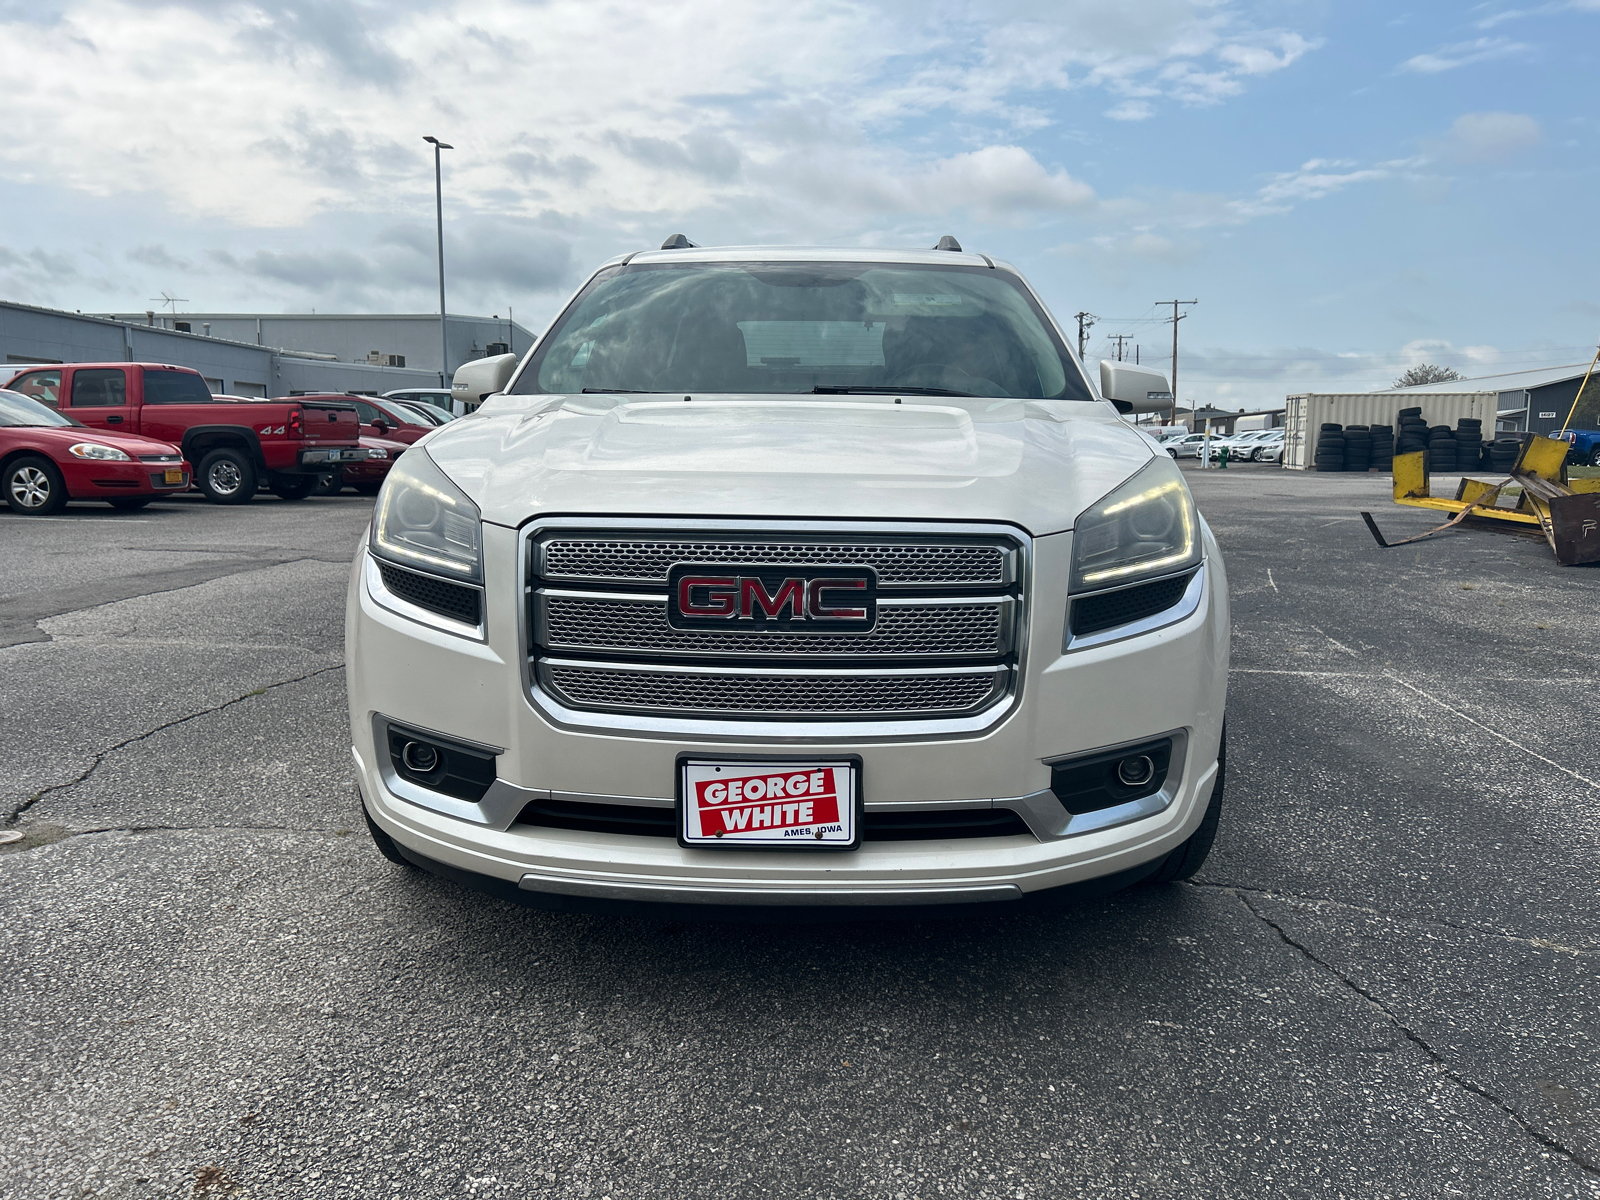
[541,595,1003,657]
[542,665,1000,716]
[378,559,481,625]
[1070,572,1193,637]
[540,538,1007,587]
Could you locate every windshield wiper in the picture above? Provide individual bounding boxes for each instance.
[811,385,974,398]
[581,387,659,394]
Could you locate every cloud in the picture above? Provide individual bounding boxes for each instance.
[921,146,1094,217]
[1105,100,1155,121]
[1432,111,1543,162]
[1399,36,1529,72]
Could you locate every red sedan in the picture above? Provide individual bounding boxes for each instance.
[0,388,191,514]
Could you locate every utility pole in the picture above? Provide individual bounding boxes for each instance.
[1157,299,1197,429]
[1074,311,1097,360]
[424,135,454,388]
[1109,334,1132,362]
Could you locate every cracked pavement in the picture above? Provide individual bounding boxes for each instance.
[2,471,1597,1199]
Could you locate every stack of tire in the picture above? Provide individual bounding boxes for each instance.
[1369,423,1394,472]
[1314,423,1344,472]
[1396,408,1429,458]
[1342,424,1373,472]
[1454,418,1484,469]
[1426,425,1458,472]
[1487,437,1522,471]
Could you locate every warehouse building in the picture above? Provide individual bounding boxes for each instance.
[94,311,536,385]
[1,300,444,396]
[1388,362,1597,437]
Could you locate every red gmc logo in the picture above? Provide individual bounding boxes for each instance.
[667,565,877,631]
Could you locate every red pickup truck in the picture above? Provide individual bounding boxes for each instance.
[4,363,366,503]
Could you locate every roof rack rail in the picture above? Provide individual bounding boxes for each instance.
[660,233,698,250]
[933,235,963,252]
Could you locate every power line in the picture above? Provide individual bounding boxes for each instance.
[1074,311,1097,360]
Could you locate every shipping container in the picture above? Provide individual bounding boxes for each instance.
[1281,392,1500,471]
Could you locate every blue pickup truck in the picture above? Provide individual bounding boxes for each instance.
[1560,428,1600,467]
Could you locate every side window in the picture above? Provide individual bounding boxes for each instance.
[10,370,62,407]
[354,401,382,424]
[71,368,127,407]
[141,369,215,405]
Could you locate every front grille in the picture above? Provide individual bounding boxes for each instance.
[538,594,1006,659]
[137,455,181,463]
[528,524,1023,725]
[513,799,1033,841]
[540,537,1009,589]
[377,559,481,625]
[1070,571,1194,637]
[540,663,1004,716]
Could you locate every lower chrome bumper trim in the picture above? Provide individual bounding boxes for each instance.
[517,872,1022,905]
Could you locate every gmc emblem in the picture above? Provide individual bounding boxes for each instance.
[667,565,877,632]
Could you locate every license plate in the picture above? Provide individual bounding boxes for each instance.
[163,468,183,485]
[679,758,860,849]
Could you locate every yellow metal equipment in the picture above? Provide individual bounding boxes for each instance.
[1362,434,1600,565]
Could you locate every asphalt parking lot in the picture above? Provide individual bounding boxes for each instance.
[2,466,1598,1200]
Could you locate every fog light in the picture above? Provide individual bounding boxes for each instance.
[1116,755,1155,787]
[401,741,440,773]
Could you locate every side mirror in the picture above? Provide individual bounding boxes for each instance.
[451,352,519,407]
[372,418,389,434]
[1099,361,1173,415]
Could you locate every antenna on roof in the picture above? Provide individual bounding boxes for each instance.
[660,233,698,250]
[932,235,963,252]
[149,292,188,313]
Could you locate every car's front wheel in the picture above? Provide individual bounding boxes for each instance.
[197,448,257,504]
[1143,726,1225,884]
[1167,448,1179,459]
[3,455,69,515]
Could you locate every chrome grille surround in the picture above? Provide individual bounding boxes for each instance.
[521,518,1029,741]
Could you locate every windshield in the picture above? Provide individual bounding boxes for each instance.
[514,261,1092,401]
[0,388,80,428]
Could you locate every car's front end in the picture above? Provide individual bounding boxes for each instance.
[345,247,1229,915]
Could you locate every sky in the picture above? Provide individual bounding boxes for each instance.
[2,0,1597,410]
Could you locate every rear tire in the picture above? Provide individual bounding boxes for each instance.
[270,473,316,501]
[1144,726,1226,884]
[1591,447,1600,468]
[311,473,342,496]
[197,448,257,505]
[3,454,69,515]
[108,497,153,510]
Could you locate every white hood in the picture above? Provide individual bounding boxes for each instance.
[421,392,1157,536]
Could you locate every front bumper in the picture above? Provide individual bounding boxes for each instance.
[346,522,1230,909]
[297,446,370,470]
[63,457,191,497]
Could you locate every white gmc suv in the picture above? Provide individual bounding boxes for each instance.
[345,241,1229,915]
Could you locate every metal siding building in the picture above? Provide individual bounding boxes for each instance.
[96,312,536,382]
[1386,363,1598,438]
[1,301,439,396]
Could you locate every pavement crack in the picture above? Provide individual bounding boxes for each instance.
[5,664,345,825]
[1235,890,1600,1175]
[1188,880,1598,956]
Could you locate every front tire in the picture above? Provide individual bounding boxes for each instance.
[1144,726,1225,884]
[3,455,69,515]
[197,448,257,505]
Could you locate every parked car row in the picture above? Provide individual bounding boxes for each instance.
[1156,428,1284,462]
[0,362,454,515]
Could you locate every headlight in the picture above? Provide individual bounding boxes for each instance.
[68,443,131,461]
[370,449,482,583]
[366,447,389,460]
[1070,455,1201,592]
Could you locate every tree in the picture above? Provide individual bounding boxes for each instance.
[1394,363,1462,388]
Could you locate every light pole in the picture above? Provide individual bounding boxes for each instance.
[423,136,453,388]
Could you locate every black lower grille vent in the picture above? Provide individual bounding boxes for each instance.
[1070,571,1193,637]
[513,801,1033,841]
[377,559,481,625]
